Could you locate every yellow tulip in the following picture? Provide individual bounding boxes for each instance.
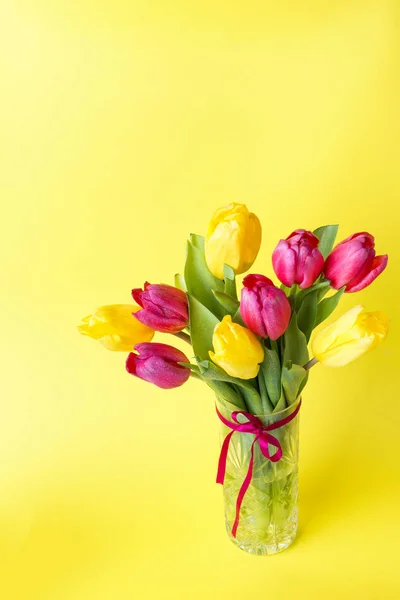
[209,315,264,379]
[311,305,389,367]
[78,305,154,351]
[205,203,262,279]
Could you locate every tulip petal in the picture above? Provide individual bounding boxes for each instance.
[346,255,388,293]
[145,284,188,320]
[134,342,189,363]
[127,343,191,389]
[209,351,261,380]
[336,232,375,248]
[205,220,243,278]
[315,335,374,367]
[272,240,296,287]
[77,323,90,336]
[78,304,154,351]
[243,274,274,288]
[133,309,186,334]
[207,203,246,236]
[358,311,389,344]
[131,283,188,332]
[209,315,264,379]
[287,229,318,244]
[205,203,261,279]
[312,305,364,356]
[131,288,144,307]
[140,295,185,320]
[312,305,389,367]
[242,213,262,271]
[273,230,324,289]
[324,244,374,289]
[126,352,138,374]
[260,287,291,340]
[127,354,190,389]
[240,288,267,337]
[299,250,324,289]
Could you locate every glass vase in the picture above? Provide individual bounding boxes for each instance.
[216,396,301,555]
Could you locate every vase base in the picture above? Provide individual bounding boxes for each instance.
[227,525,297,556]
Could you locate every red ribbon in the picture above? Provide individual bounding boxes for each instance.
[216,399,302,538]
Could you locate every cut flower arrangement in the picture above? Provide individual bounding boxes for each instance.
[79,203,389,555]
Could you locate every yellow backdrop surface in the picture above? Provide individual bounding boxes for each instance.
[1,1,399,598]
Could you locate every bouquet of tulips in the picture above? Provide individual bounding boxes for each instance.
[79,203,389,554]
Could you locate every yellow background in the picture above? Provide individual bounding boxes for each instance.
[1,1,399,598]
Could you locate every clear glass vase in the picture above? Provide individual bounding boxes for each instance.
[216,396,301,555]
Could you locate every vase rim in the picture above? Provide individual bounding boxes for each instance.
[216,394,302,419]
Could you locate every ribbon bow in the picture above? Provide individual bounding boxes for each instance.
[216,399,301,538]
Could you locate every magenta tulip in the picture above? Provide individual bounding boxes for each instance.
[323,232,388,293]
[240,274,291,340]
[132,282,188,333]
[272,229,324,289]
[126,343,191,389]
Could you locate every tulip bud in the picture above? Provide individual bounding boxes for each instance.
[126,343,191,389]
[311,305,389,367]
[240,274,291,340]
[272,229,324,289]
[78,305,154,351]
[132,282,189,333]
[205,203,262,279]
[209,315,264,380]
[323,232,388,293]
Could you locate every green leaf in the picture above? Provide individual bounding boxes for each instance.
[240,387,263,415]
[206,380,247,411]
[315,286,345,327]
[295,280,330,309]
[184,240,225,318]
[297,291,318,342]
[313,225,339,260]
[316,284,331,302]
[282,364,307,404]
[178,359,248,411]
[288,295,296,312]
[284,312,309,367]
[259,348,281,406]
[174,273,187,292]
[232,306,245,326]
[178,362,201,374]
[190,233,205,252]
[298,371,309,396]
[273,390,287,413]
[187,295,219,362]
[223,264,237,300]
[197,359,241,385]
[198,359,263,414]
[258,373,274,414]
[212,290,240,315]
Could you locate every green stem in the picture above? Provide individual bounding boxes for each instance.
[189,371,202,381]
[270,339,281,365]
[277,336,285,364]
[304,357,318,371]
[173,331,192,345]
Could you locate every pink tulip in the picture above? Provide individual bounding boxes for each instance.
[272,229,324,289]
[132,282,188,333]
[126,343,191,389]
[240,274,291,340]
[324,232,388,293]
